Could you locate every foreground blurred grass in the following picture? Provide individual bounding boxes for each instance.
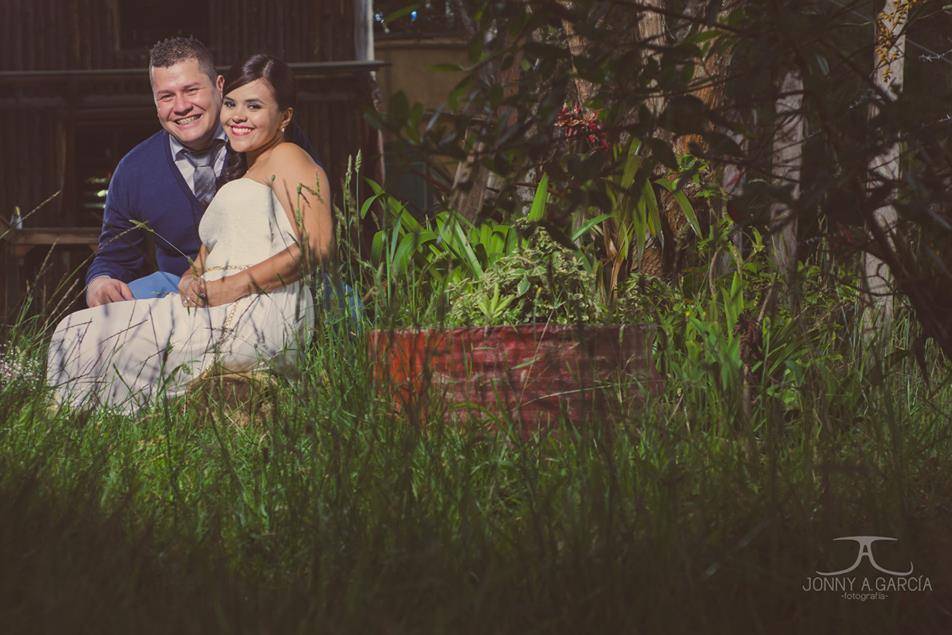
[2,299,952,633]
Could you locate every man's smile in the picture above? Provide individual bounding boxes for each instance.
[175,113,203,127]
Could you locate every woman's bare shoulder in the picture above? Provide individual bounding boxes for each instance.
[267,142,319,171]
[262,144,328,202]
[263,143,326,185]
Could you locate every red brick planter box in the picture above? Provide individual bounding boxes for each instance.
[368,324,663,429]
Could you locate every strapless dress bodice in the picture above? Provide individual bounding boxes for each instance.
[199,178,298,280]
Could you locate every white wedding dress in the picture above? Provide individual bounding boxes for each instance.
[47,178,314,413]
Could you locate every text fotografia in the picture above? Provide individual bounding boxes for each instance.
[803,536,933,601]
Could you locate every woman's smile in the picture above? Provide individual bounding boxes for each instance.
[229,123,253,136]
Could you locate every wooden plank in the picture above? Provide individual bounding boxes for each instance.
[80,0,91,68]
[0,97,67,109]
[0,61,385,83]
[12,0,23,70]
[107,0,121,68]
[55,116,68,224]
[90,0,100,68]
[41,113,59,223]
[52,0,65,68]
[31,112,43,223]
[26,0,38,69]
[0,3,8,71]
[2,227,100,246]
[0,117,9,216]
[67,0,80,69]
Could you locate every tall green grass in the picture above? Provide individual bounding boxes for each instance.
[2,160,950,631]
[2,261,951,632]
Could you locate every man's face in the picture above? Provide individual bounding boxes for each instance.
[150,58,224,150]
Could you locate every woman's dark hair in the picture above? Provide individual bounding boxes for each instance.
[221,53,297,183]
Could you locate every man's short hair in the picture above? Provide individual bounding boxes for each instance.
[149,36,217,82]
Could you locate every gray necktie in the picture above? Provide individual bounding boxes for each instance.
[183,143,222,207]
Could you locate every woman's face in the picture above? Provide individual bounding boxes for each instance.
[221,78,288,154]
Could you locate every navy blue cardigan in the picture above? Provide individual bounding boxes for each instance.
[86,130,204,284]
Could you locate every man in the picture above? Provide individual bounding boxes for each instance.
[85,37,320,307]
[86,37,225,306]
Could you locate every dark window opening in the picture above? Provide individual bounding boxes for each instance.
[74,121,158,226]
[119,0,211,51]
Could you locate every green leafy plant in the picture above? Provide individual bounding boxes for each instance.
[445,224,601,326]
[353,164,708,327]
[358,178,526,325]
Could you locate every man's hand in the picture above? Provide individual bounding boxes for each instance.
[86,276,133,307]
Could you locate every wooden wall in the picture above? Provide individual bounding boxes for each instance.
[0,0,355,69]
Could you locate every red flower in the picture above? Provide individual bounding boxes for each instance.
[555,104,609,151]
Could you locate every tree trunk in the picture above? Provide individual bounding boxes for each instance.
[769,69,804,293]
[637,0,667,118]
[655,1,738,278]
[447,29,524,221]
[863,0,912,330]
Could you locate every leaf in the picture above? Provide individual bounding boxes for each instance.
[621,139,643,189]
[396,208,425,233]
[504,225,520,255]
[642,180,662,241]
[632,193,647,253]
[482,223,499,250]
[388,91,410,125]
[494,293,515,313]
[527,173,549,222]
[673,189,701,237]
[359,193,384,219]
[363,109,387,132]
[365,178,385,196]
[645,137,678,170]
[571,214,611,241]
[392,232,421,276]
[388,218,402,262]
[447,76,474,112]
[512,354,542,370]
[701,131,743,158]
[517,276,531,297]
[452,220,484,277]
[659,95,708,135]
[408,102,424,131]
[371,231,387,262]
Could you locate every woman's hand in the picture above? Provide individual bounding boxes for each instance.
[179,272,209,308]
[180,275,245,308]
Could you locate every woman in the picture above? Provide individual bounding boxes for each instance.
[47,54,332,413]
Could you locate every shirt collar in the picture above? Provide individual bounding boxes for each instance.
[170,125,228,159]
